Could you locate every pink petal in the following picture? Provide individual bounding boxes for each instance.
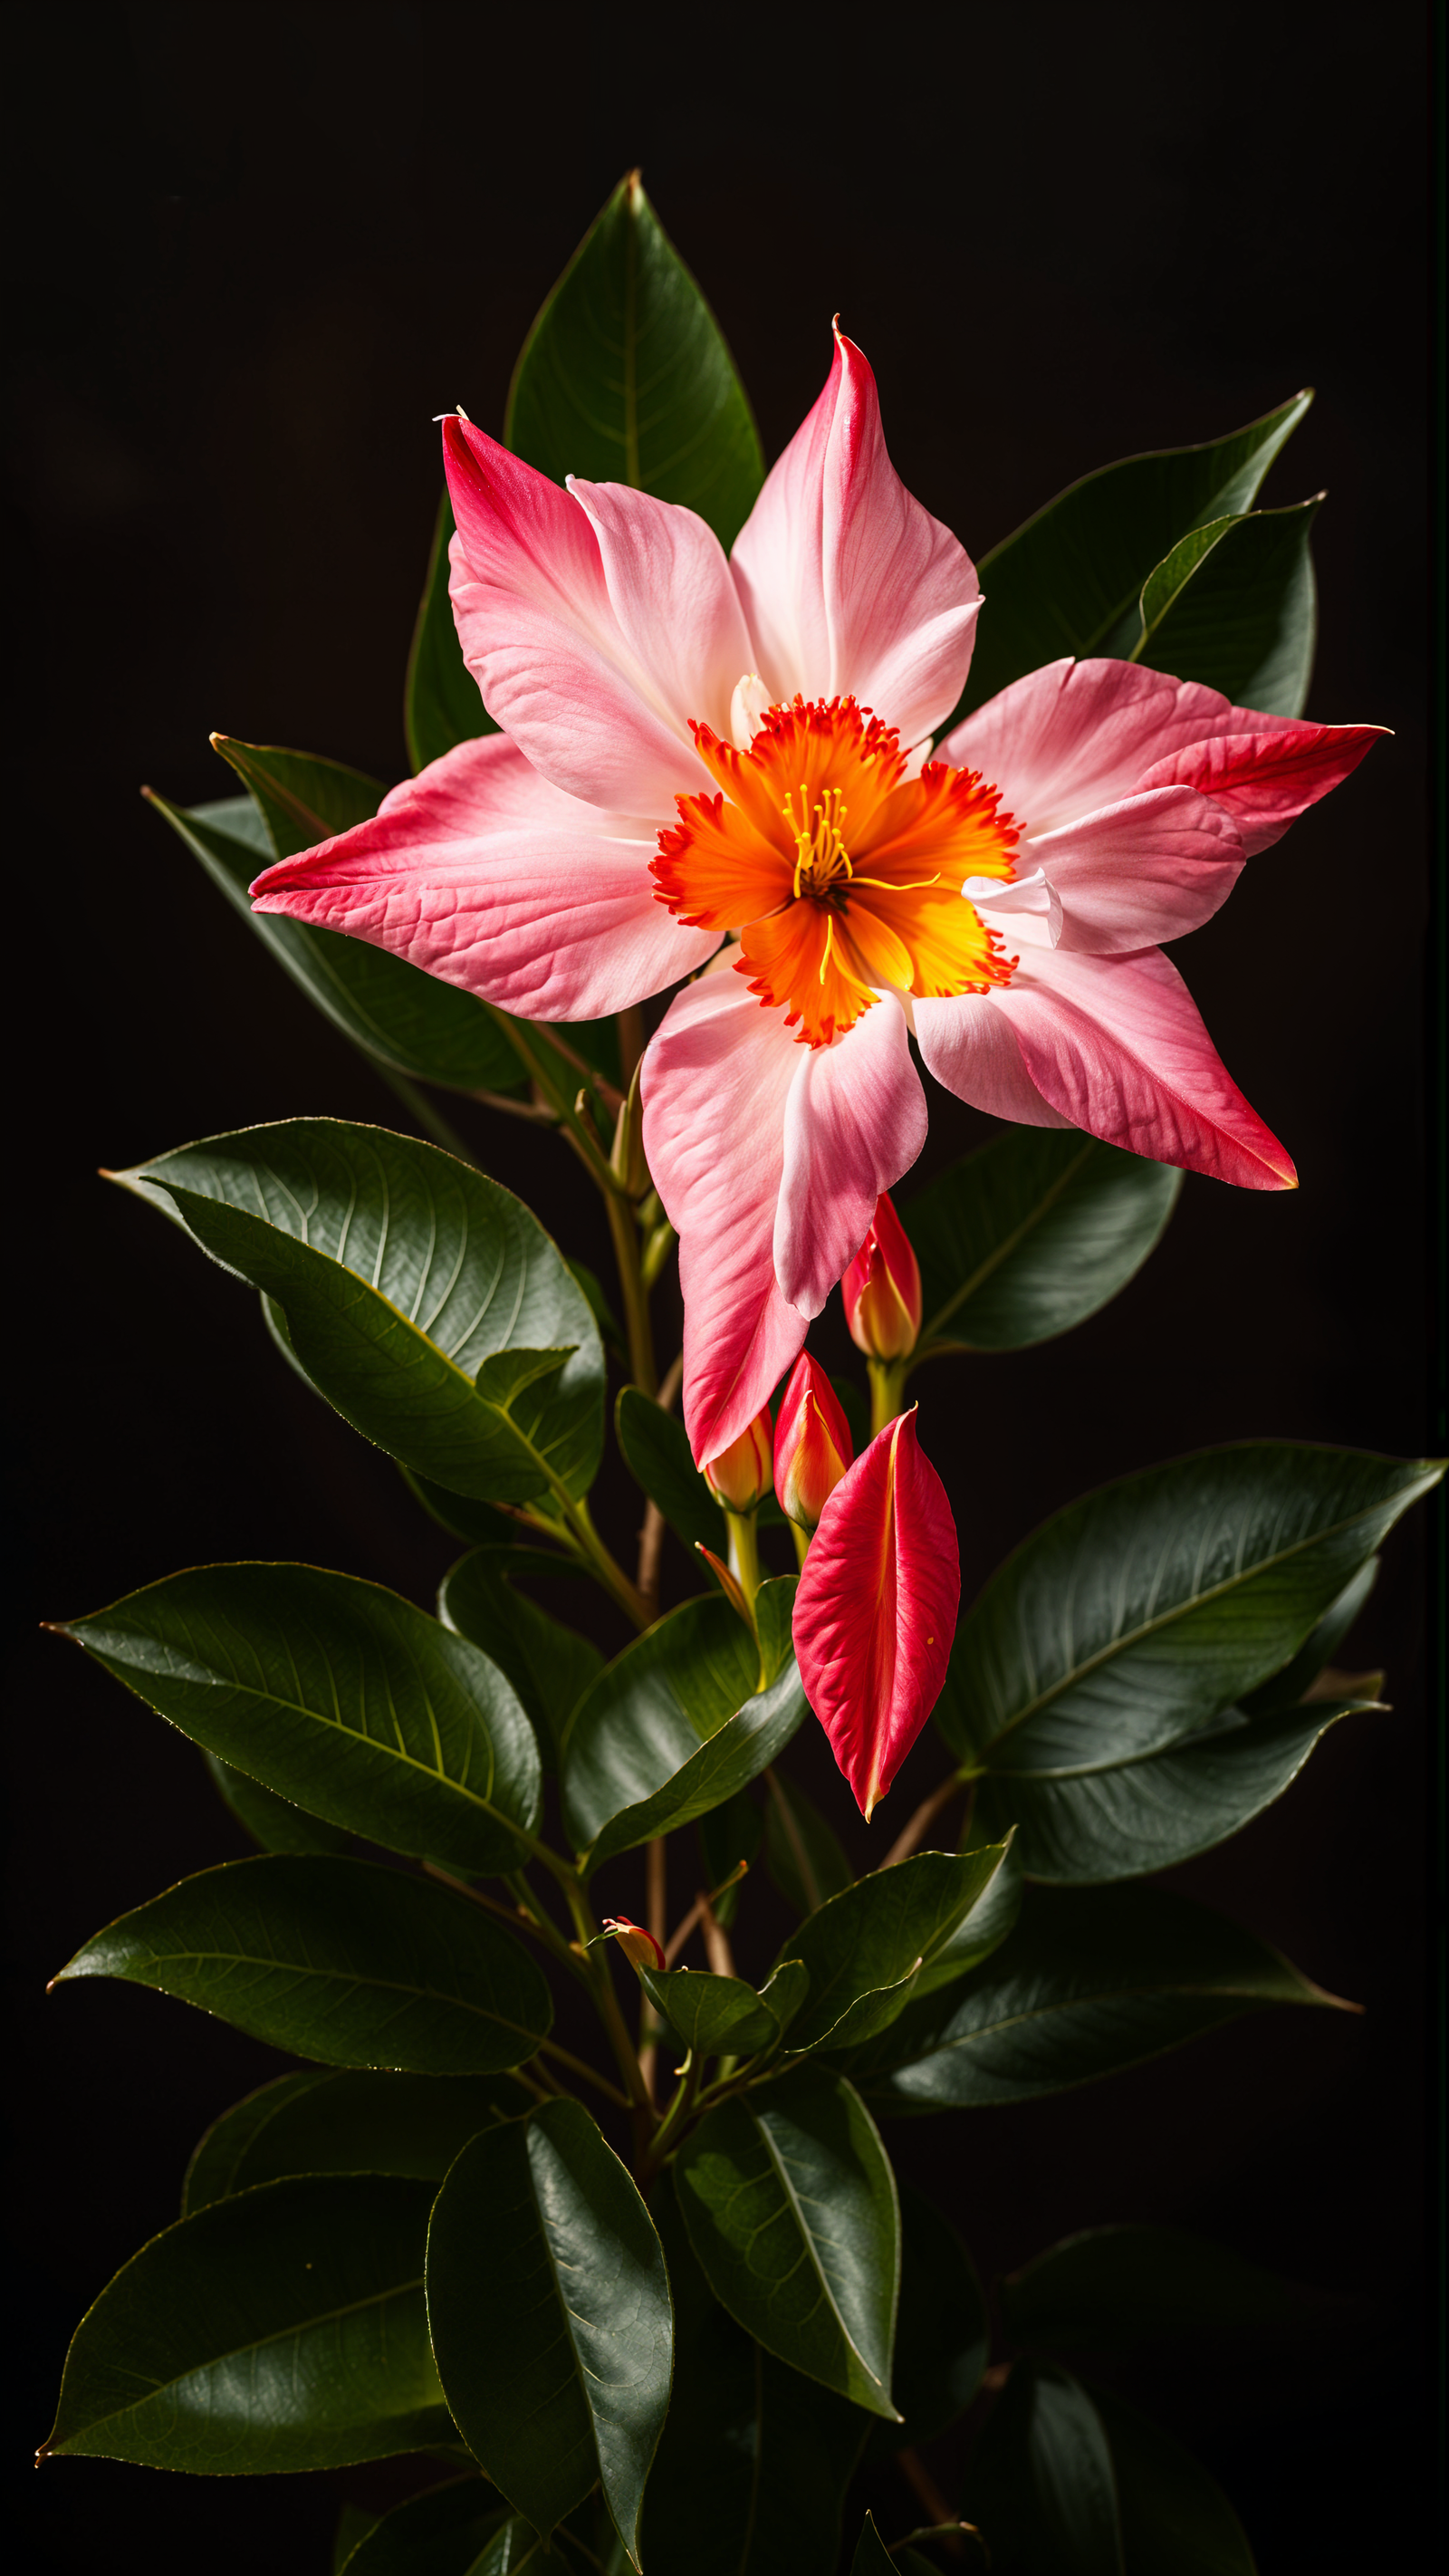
[997,945,1298,1188]
[773,995,927,1316]
[913,994,1073,1129]
[251,734,715,1019]
[640,972,807,1464]
[443,417,707,815]
[1134,722,1385,856]
[566,477,753,744]
[940,658,1294,837]
[730,330,981,745]
[1030,785,1244,953]
[792,1408,960,1819]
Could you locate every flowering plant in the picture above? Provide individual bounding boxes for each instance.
[41,176,1438,2573]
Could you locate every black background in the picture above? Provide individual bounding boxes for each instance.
[3,3,1437,2570]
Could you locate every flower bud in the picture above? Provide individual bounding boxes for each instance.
[704,1407,773,1513]
[772,1353,853,1532]
[601,1917,665,1972]
[843,1191,923,1361]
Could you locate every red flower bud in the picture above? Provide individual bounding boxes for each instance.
[601,1917,666,1972]
[772,1353,853,1532]
[704,1406,773,1513]
[843,1191,923,1361]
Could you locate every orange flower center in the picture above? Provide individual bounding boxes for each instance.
[651,695,1020,1046]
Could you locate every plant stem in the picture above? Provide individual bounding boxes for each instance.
[605,1185,657,1397]
[868,1356,910,1437]
[724,1508,762,1609]
[552,1865,657,2132]
[537,2037,631,2109]
[561,1494,652,1629]
[638,1836,667,2100]
[880,1772,968,1868]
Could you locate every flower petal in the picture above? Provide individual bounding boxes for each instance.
[1134,722,1385,857]
[913,993,1074,1129]
[251,734,715,1019]
[792,1408,960,1819]
[567,477,753,743]
[640,972,808,1464]
[1028,785,1244,953]
[731,330,981,744]
[773,995,928,1317]
[444,417,705,813]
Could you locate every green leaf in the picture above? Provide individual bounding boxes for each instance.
[935,1445,1442,1774]
[1090,2386,1258,2576]
[62,1561,542,1877]
[334,2504,381,2571]
[615,1385,726,1554]
[865,2183,988,2459]
[43,2175,451,2472]
[851,1883,1341,2112]
[638,1963,781,2059]
[913,1836,1024,1995]
[673,2065,900,2417]
[776,1847,1012,2052]
[427,2098,672,2565]
[849,2515,897,2575]
[975,1695,1378,1883]
[1002,2223,1310,2352]
[1128,496,1319,717]
[403,1467,580,1554]
[1239,1556,1379,1717]
[121,1119,606,1504]
[561,1583,805,1867]
[148,791,525,1094]
[183,2069,530,2214]
[506,172,763,550]
[696,1786,763,1928]
[904,1132,1181,1358]
[439,1545,604,1771]
[339,2477,510,2573]
[763,1769,853,1918]
[54,1855,553,2074]
[205,1749,352,1856]
[953,391,1312,718]
[966,2360,1124,2575]
[405,491,499,774]
[210,735,382,852]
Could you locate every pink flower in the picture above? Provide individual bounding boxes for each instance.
[250,332,1381,1466]
[843,1190,924,1362]
[792,1408,960,1819]
[773,1354,854,1532]
[703,1406,773,1513]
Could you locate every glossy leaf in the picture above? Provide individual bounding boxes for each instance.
[638,1963,781,2059]
[339,2476,509,2573]
[615,1385,726,1555]
[120,1119,606,1504]
[851,1882,1339,2110]
[778,1846,1012,2052]
[439,1546,603,1771]
[1003,2223,1309,2351]
[935,1445,1441,1774]
[405,491,498,774]
[427,2099,672,2564]
[505,172,763,550]
[965,2359,1124,2575]
[55,1855,553,2074]
[1130,497,1319,717]
[205,1750,351,1857]
[953,390,1311,717]
[1091,2386,1257,2576]
[148,790,524,1093]
[673,2065,900,2417]
[63,1562,542,1877]
[562,1583,805,1867]
[404,1468,580,1555]
[184,2069,530,2214]
[913,1836,1025,1995]
[1239,1555,1379,1716]
[865,2183,988,2459]
[850,2517,897,2575]
[763,1768,853,1917]
[904,1131,1180,1358]
[43,2176,451,2472]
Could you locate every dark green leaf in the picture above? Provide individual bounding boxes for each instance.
[148,791,524,1094]
[1091,2386,1257,2576]
[338,2480,513,2574]
[1128,497,1319,717]
[763,1769,853,1917]
[935,1445,1441,1774]
[120,1119,606,1504]
[905,1132,1180,1358]
[63,1562,542,1877]
[965,2360,1123,2575]
[954,391,1311,718]
[615,1385,725,1554]
[976,1696,1378,1882]
[334,2504,381,2571]
[404,491,499,774]
[54,1855,552,2074]
[638,1964,780,2058]
[1002,2223,1310,2351]
[673,2066,899,2417]
[403,1468,580,1555]
[849,2515,897,2574]
[427,2098,671,2564]
[1239,1555,1378,1716]
[696,1786,763,1928]
[913,1836,1024,1994]
[561,1583,805,1867]
[506,172,763,550]
[778,1847,1012,2052]
[205,1749,352,1857]
[43,2176,451,2472]
[184,2069,530,2214]
[865,2183,988,2459]
[439,1546,603,1771]
[567,1257,627,1367]
[851,1883,1340,2112]
[210,735,383,852]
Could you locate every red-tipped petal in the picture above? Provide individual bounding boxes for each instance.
[601,1917,666,1972]
[792,1408,960,1818]
[773,1352,853,1529]
[1133,722,1385,856]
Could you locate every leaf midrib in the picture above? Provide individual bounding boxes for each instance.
[750,2102,887,2400]
[82,1937,544,2038]
[917,1140,1097,1343]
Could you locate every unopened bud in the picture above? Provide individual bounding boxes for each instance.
[600,1917,665,1972]
[704,1408,773,1513]
[772,1354,853,1532]
[843,1192,923,1361]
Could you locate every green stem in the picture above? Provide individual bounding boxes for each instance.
[552,1868,656,2127]
[868,1357,910,1437]
[724,1508,763,1610]
[562,1494,651,1629]
[537,2037,631,2110]
[605,1185,657,1398]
